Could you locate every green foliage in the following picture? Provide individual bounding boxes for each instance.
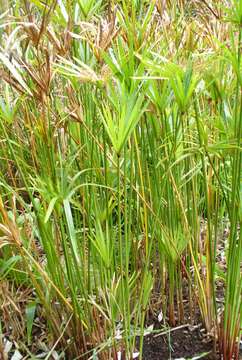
[0,1,241,359]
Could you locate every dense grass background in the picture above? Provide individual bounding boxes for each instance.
[0,1,241,359]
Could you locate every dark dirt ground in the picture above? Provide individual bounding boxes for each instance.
[141,325,216,360]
